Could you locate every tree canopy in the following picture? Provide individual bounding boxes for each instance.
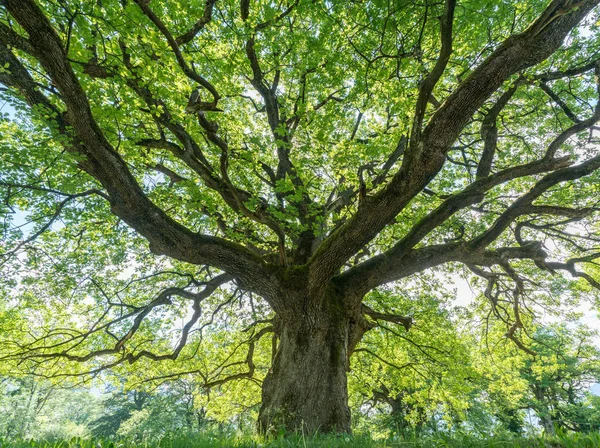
[2,0,600,435]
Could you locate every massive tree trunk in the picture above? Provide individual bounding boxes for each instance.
[258,290,352,434]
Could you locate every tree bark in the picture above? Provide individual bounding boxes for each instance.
[540,413,556,435]
[258,292,352,434]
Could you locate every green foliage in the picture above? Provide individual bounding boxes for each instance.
[0,377,101,441]
[516,326,600,434]
[3,0,600,436]
[350,282,476,436]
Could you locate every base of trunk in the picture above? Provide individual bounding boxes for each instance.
[258,316,351,434]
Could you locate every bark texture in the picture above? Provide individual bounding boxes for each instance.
[258,292,352,434]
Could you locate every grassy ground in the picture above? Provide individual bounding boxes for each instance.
[2,432,600,448]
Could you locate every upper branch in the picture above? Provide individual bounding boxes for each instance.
[538,81,582,123]
[339,123,600,296]
[3,0,277,297]
[472,113,600,250]
[244,29,317,261]
[410,0,456,144]
[547,253,600,289]
[133,0,220,102]
[175,0,217,46]
[0,186,107,266]
[477,82,522,179]
[308,0,599,285]
[112,46,286,245]
[244,36,308,202]
[362,304,412,331]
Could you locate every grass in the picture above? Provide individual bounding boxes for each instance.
[1,431,600,448]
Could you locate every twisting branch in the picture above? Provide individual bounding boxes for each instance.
[353,348,415,372]
[362,304,412,331]
[118,55,286,243]
[477,81,522,179]
[244,32,317,262]
[3,274,233,366]
[309,0,600,286]
[3,0,277,297]
[339,65,600,296]
[146,163,188,186]
[337,156,574,296]
[326,136,408,216]
[547,253,600,289]
[132,0,220,102]
[538,81,582,123]
[175,0,217,45]
[411,0,456,144]
[255,0,299,31]
[129,324,273,390]
[467,262,536,356]
[0,187,108,264]
[535,58,600,81]
[244,37,294,181]
[471,155,600,250]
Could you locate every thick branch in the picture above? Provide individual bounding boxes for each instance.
[477,82,521,179]
[4,0,277,297]
[411,0,456,143]
[471,154,600,250]
[539,81,581,123]
[309,0,599,285]
[336,154,573,296]
[338,240,551,299]
[547,254,600,289]
[362,305,412,331]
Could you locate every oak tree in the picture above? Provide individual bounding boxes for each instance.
[2,0,600,434]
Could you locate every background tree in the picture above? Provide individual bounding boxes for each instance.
[2,0,600,434]
[518,326,600,434]
[0,376,101,440]
[90,387,149,439]
[463,320,600,437]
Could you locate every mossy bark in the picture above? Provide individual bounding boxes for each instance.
[258,294,351,434]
